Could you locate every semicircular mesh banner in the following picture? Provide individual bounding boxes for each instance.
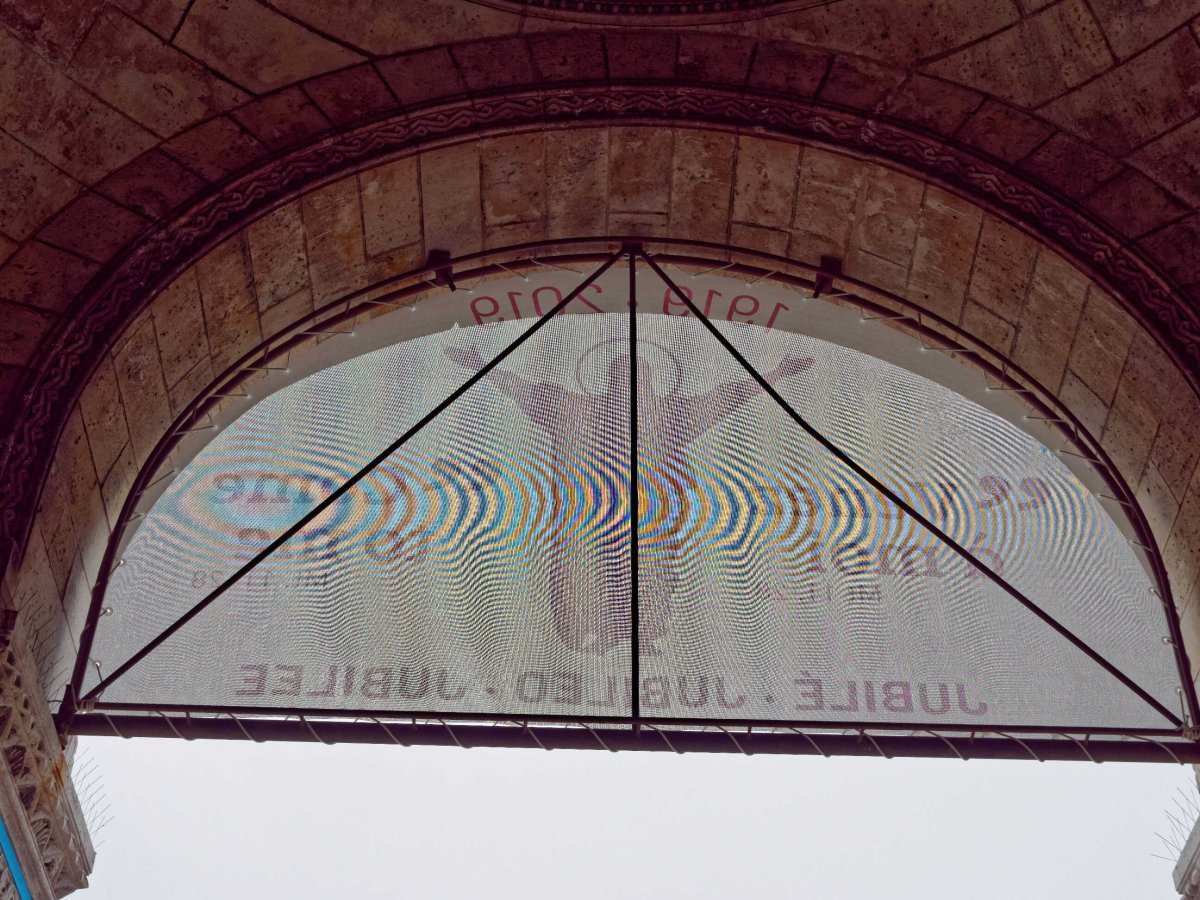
[85,285,1183,732]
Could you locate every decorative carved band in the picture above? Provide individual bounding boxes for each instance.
[2,83,1197,558]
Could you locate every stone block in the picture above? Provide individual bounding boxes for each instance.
[232,88,330,152]
[302,177,367,306]
[1040,30,1200,155]
[194,235,262,371]
[247,200,309,309]
[1139,214,1200,287]
[605,31,677,81]
[747,41,830,98]
[1084,167,1189,239]
[0,242,96,313]
[907,186,982,324]
[883,74,982,135]
[818,55,907,110]
[546,129,607,239]
[420,143,482,257]
[162,117,267,182]
[1018,132,1122,199]
[78,356,130,484]
[732,136,799,230]
[609,128,673,215]
[303,64,398,125]
[923,0,1112,107]
[150,269,209,388]
[965,216,1038,324]
[955,100,1054,164]
[669,130,734,244]
[0,131,80,242]
[0,27,156,181]
[38,192,147,263]
[72,8,247,138]
[452,35,535,92]
[677,33,754,85]
[360,156,422,258]
[961,299,1016,355]
[1087,0,1199,60]
[1010,250,1089,391]
[1066,287,1135,405]
[376,47,467,107]
[96,149,206,220]
[174,0,362,94]
[1130,116,1200,207]
[481,133,545,229]
[790,147,865,262]
[0,301,52,366]
[1138,461,1181,550]
[112,318,173,468]
[849,165,923,270]
[528,31,605,83]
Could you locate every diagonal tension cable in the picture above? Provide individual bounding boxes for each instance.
[81,250,625,704]
[639,248,1182,729]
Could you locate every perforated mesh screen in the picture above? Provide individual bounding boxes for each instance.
[86,265,1184,732]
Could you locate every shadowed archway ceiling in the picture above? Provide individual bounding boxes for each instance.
[2,0,1200,552]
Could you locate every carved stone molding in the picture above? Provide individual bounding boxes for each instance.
[2,83,1198,561]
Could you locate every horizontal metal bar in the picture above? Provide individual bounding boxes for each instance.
[84,702,1185,738]
[70,715,1200,762]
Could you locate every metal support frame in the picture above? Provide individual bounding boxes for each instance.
[59,239,1200,759]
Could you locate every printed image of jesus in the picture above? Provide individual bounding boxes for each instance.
[445,338,812,656]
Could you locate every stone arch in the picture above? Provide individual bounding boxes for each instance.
[10,120,1200,728]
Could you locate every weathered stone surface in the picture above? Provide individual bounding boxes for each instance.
[1087,0,1200,59]
[95,149,206,220]
[360,156,421,258]
[175,0,362,93]
[883,74,982,135]
[481,134,545,236]
[270,0,517,57]
[954,100,1054,163]
[161,117,267,182]
[0,27,155,181]
[72,9,247,138]
[1130,116,1200,208]
[964,216,1038,324]
[1040,30,1200,155]
[733,136,799,230]
[961,299,1016,355]
[528,31,605,83]
[0,242,96,312]
[670,130,734,244]
[376,46,466,106]
[1139,214,1200,286]
[109,0,189,40]
[609,128,672,220]
[545,129,607,239]
[0,301,52,366]
[747,42,830,98]
[38,192,147,263]
[150,269,209,388]
[194,235,261,370]
[247,200,309,309]
[1018,132,1122,199]
[419,143,482,257]
[112,317,172,468]
[233,88,330,152]
[303,64,398,125]
[302,177,366,306]
[818,55,907,109]
[924,0,1112,107]
[677,33,754,85]
[605,31,677,81]
[1011,250,1089,391]
[849,165,923,274]
[78,356,130,483]
[0,131,80,242]
[1067,287,1135,404]
[790,147,864,262]
[906,186,983,323]
[1084,167,1190,238]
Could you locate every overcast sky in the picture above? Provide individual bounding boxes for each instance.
[74,737,1191,899]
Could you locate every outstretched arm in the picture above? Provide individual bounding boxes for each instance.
[444,345,565,429]
[670,356,813,445]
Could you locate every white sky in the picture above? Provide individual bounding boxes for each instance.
[76,737,1191,899]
